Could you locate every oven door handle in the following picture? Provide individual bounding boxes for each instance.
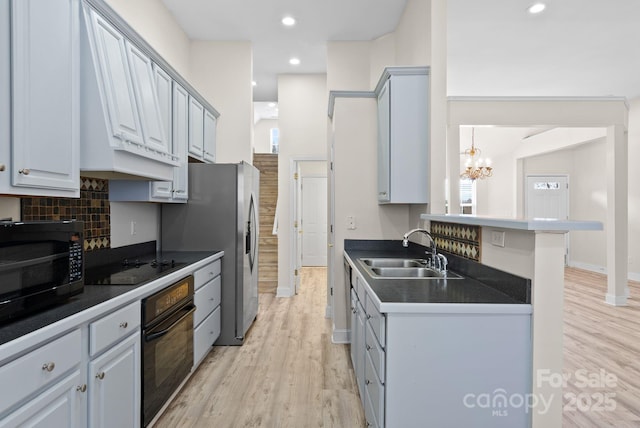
[144,305,196,342]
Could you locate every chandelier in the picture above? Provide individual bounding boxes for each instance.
[460,128,493,180]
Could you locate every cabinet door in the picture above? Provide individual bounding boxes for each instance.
[151,65,173,199]
[377,80,390,203]
[126,41,168,155]
[87,9,144,146]
[203,109,216,163]
[188,96,204,159]
[89,333,141,428]
[10,0,79,192]
[0,371,85,428]
[171,82,189,200]
[0,0,10,188]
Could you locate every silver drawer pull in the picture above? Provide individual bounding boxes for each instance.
[119,321,128,328]
[209,297,215,301]
[42,362,55,372]
[209,271,214,276]
[18,168,30,175]
[96,372,105,380]
[0,164,5,171]
[365,379,371,385]
[366,314,372,320]
[76,384,87,393]
[366,345,371,351]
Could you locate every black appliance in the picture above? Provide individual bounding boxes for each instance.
[85,258,187,285]
[0,220,84,323]
[141,275,195,427]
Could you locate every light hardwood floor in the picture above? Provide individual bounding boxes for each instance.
[156,267,640,428]
[155,267,365,428]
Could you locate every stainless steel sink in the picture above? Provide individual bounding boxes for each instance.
[361,258,428,268]
[357,258,463,280]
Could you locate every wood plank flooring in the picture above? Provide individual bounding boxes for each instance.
[156,266,640,428]
[563,268,640,427]
[155,267,364,428]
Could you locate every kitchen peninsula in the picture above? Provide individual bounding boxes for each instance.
[420,213,603,428]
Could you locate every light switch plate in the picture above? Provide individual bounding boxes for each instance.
[490,230,505,247]
[347,216,356,230]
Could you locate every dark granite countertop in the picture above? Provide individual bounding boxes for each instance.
[0,250,219,347]
[344,240,531,307]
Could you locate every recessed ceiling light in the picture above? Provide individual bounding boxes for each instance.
[252,81,257,86]
[268,102,276,108]
[289,57,300,66]
[528,3,546,14]
[282,16,296,26]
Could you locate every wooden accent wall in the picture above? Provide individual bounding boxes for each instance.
[254,154,278,293]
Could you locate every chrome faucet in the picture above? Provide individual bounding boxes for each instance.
[402,228,448,273]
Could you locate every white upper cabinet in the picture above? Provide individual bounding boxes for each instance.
[188,96,205,159]
[0,0,80,197]
[88,9,143,146]
[150,65,174,199]
[376,68,429,204]
[171,82,189,200]
[203,109,217,163]
[126,42,169,155]
[80,4,179,181]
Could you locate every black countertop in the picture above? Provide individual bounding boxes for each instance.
[0,250,218,347]
[344,240,531,306]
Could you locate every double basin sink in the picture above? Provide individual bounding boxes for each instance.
[358,258,463,280]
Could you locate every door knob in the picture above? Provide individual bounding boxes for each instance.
[18,168,30,175]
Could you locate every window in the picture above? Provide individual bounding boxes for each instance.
[270,128,279,154]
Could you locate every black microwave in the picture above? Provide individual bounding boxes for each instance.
[0,221,84,324]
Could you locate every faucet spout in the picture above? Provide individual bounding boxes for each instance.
[402,228,437,254]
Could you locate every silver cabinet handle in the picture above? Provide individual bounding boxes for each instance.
[365,379,371,385]
[76,384,87,393]
[366,345,371,351]
[96,372,105,380]
[209,271,214,276]
[209,297,215,301]
[366,314,372,320]
[42,362,55,372]
[119,321,128,328]
[0,164,5,171]
[18,168,30,175]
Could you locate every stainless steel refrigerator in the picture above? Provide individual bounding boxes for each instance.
[161,162,259,345]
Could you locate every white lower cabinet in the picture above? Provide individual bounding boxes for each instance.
[0,370,85,428]
[193,264,221,368]
[88,333,140,428]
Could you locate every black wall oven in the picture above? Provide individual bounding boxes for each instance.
[142,275,195,427]
[0,220,83,323]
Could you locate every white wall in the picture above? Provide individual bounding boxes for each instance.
[299,161,327,177]
[109,202,159,248]
[277,74,328,296]
[394,0,430,66]
[0,197,20,221]
[190,41,253,164]
[104,0,191,79]
[254,119,278,154]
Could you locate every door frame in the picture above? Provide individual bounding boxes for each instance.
[289,157,327,294]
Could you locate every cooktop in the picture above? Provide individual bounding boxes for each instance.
[84,258,188,286]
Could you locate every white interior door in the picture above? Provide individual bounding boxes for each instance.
[526,175,570,265]
[526,175,569,219]
[301,176,328,266]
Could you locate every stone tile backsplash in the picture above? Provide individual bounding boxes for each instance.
[430,221,482,261]
[21,177,110,251]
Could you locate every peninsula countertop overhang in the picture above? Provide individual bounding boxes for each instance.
[420,213,603,232]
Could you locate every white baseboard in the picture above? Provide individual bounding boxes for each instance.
[325,305,333,319]
[276,286,294,298]
[605,293,628,306]
[332,328,350,344]
[568,261,640,281]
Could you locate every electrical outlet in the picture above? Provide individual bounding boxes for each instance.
[130,221,137,235]
[490,230,505,247]
[347,216,356,230]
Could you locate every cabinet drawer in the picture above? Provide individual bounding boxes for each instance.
[0,329,81,415]
[194,275,221,326]
[194,306,220,367]
[365,351,385,428]
[364,386,380,428]
[354,273,365,301]
[365,321,385,383]
[90,301,140,357]
[365,294,386,348]
[194,259,221,290]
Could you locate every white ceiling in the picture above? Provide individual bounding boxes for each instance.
[161,0,407,102]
